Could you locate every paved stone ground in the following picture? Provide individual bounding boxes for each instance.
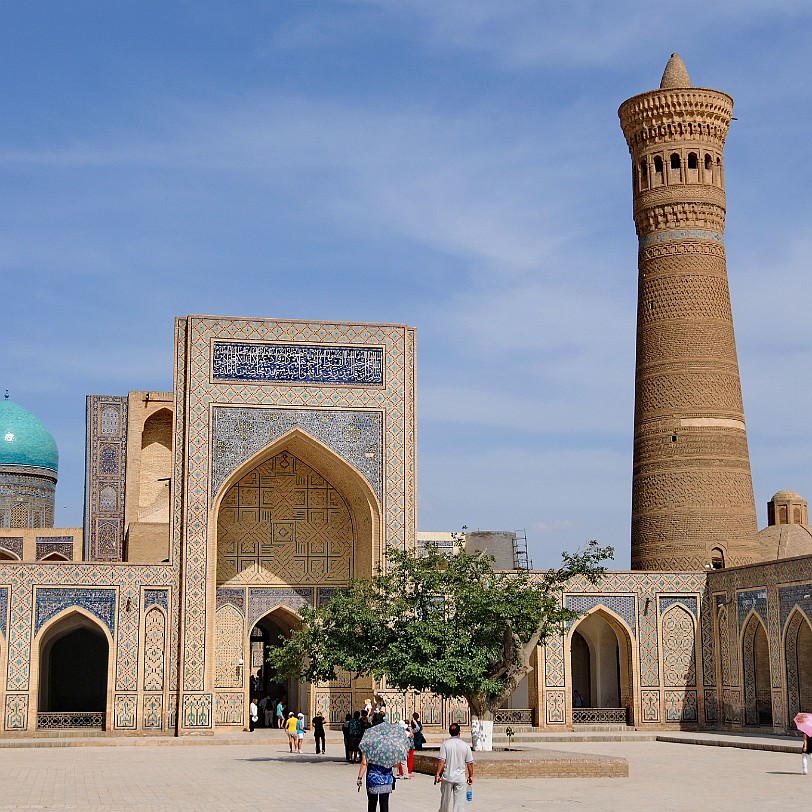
[0,733,808,811]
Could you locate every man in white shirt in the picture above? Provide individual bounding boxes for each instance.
[434,723,474,812]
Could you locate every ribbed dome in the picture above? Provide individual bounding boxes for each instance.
[0,397,58,473]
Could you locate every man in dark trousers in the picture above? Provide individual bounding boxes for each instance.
[312,709,326,754]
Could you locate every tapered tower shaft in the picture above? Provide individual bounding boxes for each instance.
[618,55,759,571]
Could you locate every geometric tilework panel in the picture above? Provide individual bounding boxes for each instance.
[143,589,169,613]
[247,588,313,630]
[544,634,565,688]
[143,608,166,692]
[700,591,716,687]
[566,594,636,635]
[216,587,246,614]
[785,611,806,727]
[738,589,768,629]
[182,693,213,728]
[114,694,138,730]
[211,407,383,501]
[545,691,565,724]
[641,689,660,722]
[704,689,718,723]
[84,395,128,561]
[661,605,696,687]
[660,595,697,617]
[0,537,23,559]
[215,605,244,689]
[664,689,697,723]
[215,692,244,726]
[35,539,74,560]
[314,691,352,724]
[779,585,812,631]
[34,588,116,635]
[143,694,164,730]
[0,586,7,639]
[4,694,28,731]
[217,453,354,586]
[638,595,659,687]
[115,588,139,692]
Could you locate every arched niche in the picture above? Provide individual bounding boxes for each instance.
[569,608,635,723]
[138,408,173,522]
[36,610,112,728]
[784,609,812,726]
[212,428,381,587]
[742,613,771,726]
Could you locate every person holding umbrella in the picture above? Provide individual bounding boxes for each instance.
[356,716,409,812]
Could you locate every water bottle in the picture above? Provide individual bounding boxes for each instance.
[466,787,473,803]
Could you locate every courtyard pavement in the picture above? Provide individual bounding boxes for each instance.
[0,730,808,811]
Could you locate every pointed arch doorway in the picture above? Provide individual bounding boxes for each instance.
[212,429,381,728]
[569,610,634,726]
[37,612,110,729]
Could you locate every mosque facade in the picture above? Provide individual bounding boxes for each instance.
[0,57,810,737]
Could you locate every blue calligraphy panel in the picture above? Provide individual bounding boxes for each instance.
[212,342,384,386]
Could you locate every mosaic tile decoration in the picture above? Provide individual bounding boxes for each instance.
[143,694,164,730]
[34,587,117,635]
[211,407,383,500]
[659,595,698,617]
[0,587,7,639]
[700,590,716,687]
[637,594,660,686]
[566,594,637,635]
[35,538,74,561]
[247,587,313,628]
[737,589,768,629]
[211,341,384,386]
[84,396,128,561]
[0,562,174,699]
[176,317,415,701]
[545,691,565,724]
[216,587,246,614]
[4,694,27,731]
[779,584,812,631]
[641,689,660,722]
[704,689,719,723]
[143,589,169,613]
[0,538,23,559]
[661,604,696,687]
[114,694,138,729]
[217,452,355,585]
[665,689,697,722]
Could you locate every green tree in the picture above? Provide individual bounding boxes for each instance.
[268,536,612,742]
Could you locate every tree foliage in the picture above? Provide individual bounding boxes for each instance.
[268,536,613,719]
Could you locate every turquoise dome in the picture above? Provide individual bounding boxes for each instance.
[0,398,58,473]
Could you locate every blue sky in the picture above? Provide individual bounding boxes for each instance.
[2,1,811,568]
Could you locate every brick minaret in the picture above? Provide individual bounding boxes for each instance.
[618,54,759,570]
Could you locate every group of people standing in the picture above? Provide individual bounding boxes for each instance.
[342,705,425,771]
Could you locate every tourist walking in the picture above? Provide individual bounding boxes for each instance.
[434,723,474,812]
[803,732,811,775]
[357,753,395,812]
[296,712,306,753]
[312,709,326,754]
[285,712,298,752]
[248,697,258,732]
[276,699,285,728]
[397,718,412,778]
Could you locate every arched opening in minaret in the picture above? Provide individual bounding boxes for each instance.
[639,160,648,190]
[687,152,699,182]
[669,152,682,183]
[784,610,812,726]
[570,610,634,724]
[711,547,725,569]
[742,614,771,726]
[653,155,664,185]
